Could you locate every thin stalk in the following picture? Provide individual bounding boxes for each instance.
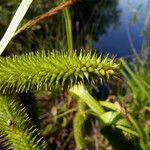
[127,114,144,139]
[62,1,73,53]
[116,125,139,137]
[43,108,77,121]
[54,108,76,119]
[128,114,149,150]
[61,131,74,150]
[125,14,142,64]
[14,0,78,37]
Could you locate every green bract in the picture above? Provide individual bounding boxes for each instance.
[0,51,119,93]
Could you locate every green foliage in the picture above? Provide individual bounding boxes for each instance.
[70,85,105,115]
[121,59,150,149]
[0,95,47,150]
[73,100,87,150]
[70,85,142,149]
[121,59,150,101]
[73,111,87,150]
[0,51,119,93]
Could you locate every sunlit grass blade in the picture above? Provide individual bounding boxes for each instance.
[0,0,33,55]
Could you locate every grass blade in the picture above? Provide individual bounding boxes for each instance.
[0,0,33,55]
[62,2,73,53]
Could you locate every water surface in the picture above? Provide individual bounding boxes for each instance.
[93,0,150,57]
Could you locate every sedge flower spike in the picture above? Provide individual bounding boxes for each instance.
[0,51,119,93]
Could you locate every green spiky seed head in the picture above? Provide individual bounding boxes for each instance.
[88,67,94,72]
[0,96,48,150]
[0,51,120,93]
[100,69,105,76]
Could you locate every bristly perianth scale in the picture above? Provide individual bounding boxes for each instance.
[0,51,120,93]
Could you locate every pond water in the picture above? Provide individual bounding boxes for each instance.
[93,0,150,57]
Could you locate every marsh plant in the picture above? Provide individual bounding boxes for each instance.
[0,0,149,150]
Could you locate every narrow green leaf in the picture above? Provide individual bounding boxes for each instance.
[62,0,73,54]
[73,111,87,150]
[121,59,149,98]
[0,0,33,54]
[69,85,105,115]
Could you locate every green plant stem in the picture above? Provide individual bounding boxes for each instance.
[116,125,139,137]
[73,99,87,150]
[54,108,77,119]
[128,114,144,139]
[128,114,149,150]
[121,59,149,98]
[62,1,73,54]
[69,85,105,115]
[61,131,74,150]
[99,101,116,110]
